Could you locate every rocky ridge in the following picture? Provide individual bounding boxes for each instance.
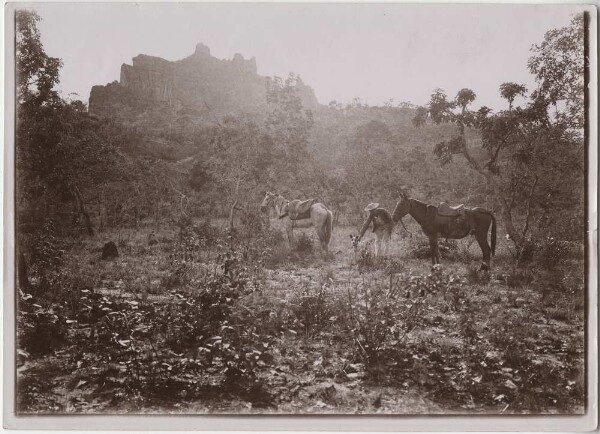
[89,43,319,120]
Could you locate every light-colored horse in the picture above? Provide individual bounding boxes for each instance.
[260,192,333,252]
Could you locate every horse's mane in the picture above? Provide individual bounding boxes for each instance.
[409,198,430,208]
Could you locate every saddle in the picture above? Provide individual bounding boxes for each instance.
[438,202,466,217]
[287,198,316,220]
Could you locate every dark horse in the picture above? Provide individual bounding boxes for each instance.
[392,192,497,270]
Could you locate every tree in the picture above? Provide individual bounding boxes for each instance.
[205,119,275,230]
[16,10,137,235]
[528,14,584,129]
[265,73,322,197]
[456,88,477,114]
[499,83,528,110]
[16,10,62,110]
[412,106,428,127]
[418,15,585,255]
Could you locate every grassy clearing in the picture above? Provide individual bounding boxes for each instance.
[16,218,586,414]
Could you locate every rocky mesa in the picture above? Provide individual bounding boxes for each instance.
[89,43,319,120]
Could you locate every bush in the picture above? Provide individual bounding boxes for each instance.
[355,242,375,270]
[518,236,571,269]
[397,264,466,301]
[290,283,333,338]
[346,279,427,366]
[411,239,458,260]
[17,290,68,356]
[465,263,490,285]
[503,267,533,288]
[22,219,69,294]
[164,220,223,288]
[537,237,570,268]
[294,233,314,254]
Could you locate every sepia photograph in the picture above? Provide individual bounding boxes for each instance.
[3,1,597,427]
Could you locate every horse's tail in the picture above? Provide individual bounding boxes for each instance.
[323,209,333,245]
[490,213,497,256]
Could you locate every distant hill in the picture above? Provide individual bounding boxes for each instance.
[89,43,319,121]
[87,43,466,197]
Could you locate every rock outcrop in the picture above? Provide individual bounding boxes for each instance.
[89,43,318,120]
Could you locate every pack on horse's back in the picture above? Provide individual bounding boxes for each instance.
[287,198,317,220]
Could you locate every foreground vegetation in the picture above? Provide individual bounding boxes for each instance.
[17,217,585,414]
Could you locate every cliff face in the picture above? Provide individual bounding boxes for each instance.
[89,43,319,120]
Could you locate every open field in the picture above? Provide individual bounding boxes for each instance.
[17,217,586,414]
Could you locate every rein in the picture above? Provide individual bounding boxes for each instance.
[399,218,412,236]
[272,195,289,219]
[394,198,413,236]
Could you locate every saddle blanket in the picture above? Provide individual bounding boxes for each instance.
[287,198,316,220]
[438,202,466,217]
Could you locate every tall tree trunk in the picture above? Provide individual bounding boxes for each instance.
[229,199,238,231]
[18,252,29,291]
[229,176,242,231]
[73,185,94,236]
[458,134,524,248]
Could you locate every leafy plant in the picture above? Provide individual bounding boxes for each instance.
[346,277,426,365]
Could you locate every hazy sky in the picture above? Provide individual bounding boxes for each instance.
[26,2,584,111]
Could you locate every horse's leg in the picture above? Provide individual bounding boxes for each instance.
[286,220,294,247]
[429,235,439,265]
[375,232,382,257]
[383,230,391,256]
[318,224,327,253]
[475,232,491,270]
[313,213,326,254]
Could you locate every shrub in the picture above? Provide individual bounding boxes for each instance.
[17,291,68,355]
[294,233,313,254]
[503,267,533,288]
[411,239,458,260]
[518,236,571,269]
[346,278,427,366]
[355,242,376,270]
[537,237,570,268]
[465,263,490,285]
[397,265,465,300]
[22,219,69,294]
[290,283,333,338]
[240,209,264,234]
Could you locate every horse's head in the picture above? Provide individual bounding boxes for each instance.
[260,191,276,213]
[349,234,360,251]
[392,192,410,222]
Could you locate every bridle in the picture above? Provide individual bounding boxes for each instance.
[265,193,289,219]
[395,197,413,236]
